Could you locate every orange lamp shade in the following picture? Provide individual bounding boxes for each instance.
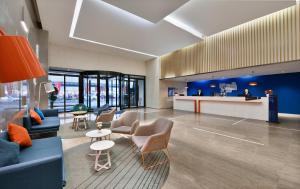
[0,29,45,83]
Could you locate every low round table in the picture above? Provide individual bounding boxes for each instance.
[73,114,88,131]
[90,140,115,171]
[85,129,112,144]
[72,111,88,116]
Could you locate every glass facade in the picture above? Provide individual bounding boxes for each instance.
[48,69,145,112]
[65,76,79,111]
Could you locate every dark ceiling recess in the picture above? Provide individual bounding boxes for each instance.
[25,0,43,29]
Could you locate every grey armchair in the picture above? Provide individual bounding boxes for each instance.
[132,118,173,169]
[111,111,139,135]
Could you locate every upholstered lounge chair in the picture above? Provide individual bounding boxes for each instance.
[111,111,139,135]
[132,118,173,169]
[96,108,116,124]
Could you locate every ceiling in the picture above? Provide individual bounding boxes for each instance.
[170,0,295,36]
[36,0,295,61]
[102,0,189,23]
[165,61,300,82]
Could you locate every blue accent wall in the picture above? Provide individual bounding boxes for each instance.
[187,72,300,114]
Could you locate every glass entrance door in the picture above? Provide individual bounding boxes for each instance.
[99,79,106,106]
[84,75,97,110]
[129,78,138,107]
[108,76,119,107]
[120,76,129,109]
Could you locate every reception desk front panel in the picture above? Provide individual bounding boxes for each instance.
[173,96,269,121]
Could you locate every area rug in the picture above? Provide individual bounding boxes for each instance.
[64,137,170,189]
[58,121,98,139]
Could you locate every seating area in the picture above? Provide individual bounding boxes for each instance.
[23,109,60,136]
[1,1,300,189]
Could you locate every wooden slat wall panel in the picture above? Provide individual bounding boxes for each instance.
[160,4,300,79]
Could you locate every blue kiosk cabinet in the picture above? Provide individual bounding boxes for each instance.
[269,95,279,123]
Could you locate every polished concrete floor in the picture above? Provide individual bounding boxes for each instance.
[60,109,300,189]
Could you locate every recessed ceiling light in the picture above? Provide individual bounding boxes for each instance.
[20,21,29,33]
[164,15,204,39]
[20,7,29,34]
[69,0,83,37]
[71,36,158,57]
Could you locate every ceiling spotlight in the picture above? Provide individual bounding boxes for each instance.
[20,7,29,33]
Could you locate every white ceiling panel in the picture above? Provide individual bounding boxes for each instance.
[74,0,200,56]
[102,0,190,23]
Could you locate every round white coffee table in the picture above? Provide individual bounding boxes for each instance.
[90,140,115,171]
[85,129,112,144]
[73,114,88,131]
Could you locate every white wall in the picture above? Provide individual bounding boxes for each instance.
[145,58,187,109]
[160,80,186,108]
[145,58,161,109]
[49,43,146,75]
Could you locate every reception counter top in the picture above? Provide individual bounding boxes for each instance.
[174,96,263,103]
[173,96,269,121]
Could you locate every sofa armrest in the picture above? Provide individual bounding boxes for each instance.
[141,133,167,153]
[0,155,64,189]
[42,109,59,117]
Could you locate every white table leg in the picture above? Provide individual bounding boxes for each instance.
[84,118,87,129]
[94,150,112,171]
[94,150,101,170]
[107,150,111,167]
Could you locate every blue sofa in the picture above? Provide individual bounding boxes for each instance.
[23,109,60,135]
[0,131,66,189]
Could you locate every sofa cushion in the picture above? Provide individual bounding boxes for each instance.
[111,126,131,134]
[30,117,60,131]
[34,107,45,120]
[0,131,8,141]
[132,136,149,148]
[0,138,20,167]
[19,137,62,162]
[30,109,42,125]
[8,123,32,147]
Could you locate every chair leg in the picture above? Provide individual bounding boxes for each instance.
[164,148,172,162]
[141,149,170,170]
[141,153,145,167]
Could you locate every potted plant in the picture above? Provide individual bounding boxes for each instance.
[48,86,59,109]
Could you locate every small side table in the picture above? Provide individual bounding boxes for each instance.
[85,129,112,144]
[72,111,88,129]
[73,114,88,131]
[90,140,115,171]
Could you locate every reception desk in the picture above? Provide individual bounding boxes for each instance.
[173,96,269,121]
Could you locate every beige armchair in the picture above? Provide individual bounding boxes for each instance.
[132,118,173,169]
[95,108,116,123]
[111,111,139,135]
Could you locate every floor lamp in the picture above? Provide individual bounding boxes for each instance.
[0,29,46,107]
[38,81,55,108]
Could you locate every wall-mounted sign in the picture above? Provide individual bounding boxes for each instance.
[219,82,237,93]
[168,87,176,97]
